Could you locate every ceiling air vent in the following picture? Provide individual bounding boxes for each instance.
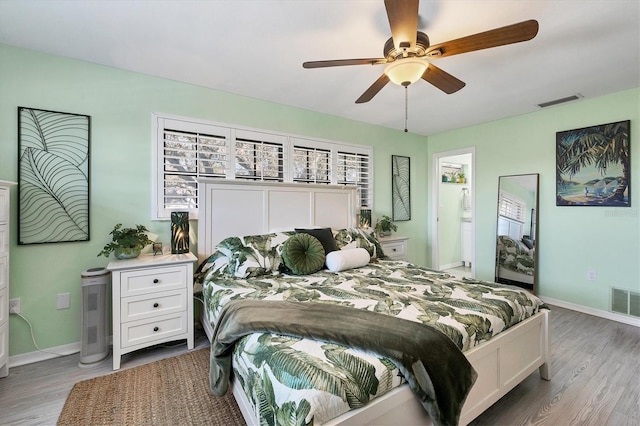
[611,287,640,317]
[537,94,583,108]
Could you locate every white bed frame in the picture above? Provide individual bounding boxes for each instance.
[197,179,551,426]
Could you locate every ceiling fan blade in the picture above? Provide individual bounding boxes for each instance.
[356,74,390,103]
[303,58,387,68]
[384,0,419,51]
[421,63,466,94]
[426,20,539,58]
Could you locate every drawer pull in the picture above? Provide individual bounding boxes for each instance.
[153,302,159,308]
[153,278,159,284]
[392,248,397,252]
[153,326,159,332]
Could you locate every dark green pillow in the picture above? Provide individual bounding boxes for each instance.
[281,233,326,275]
[295,227,339,254]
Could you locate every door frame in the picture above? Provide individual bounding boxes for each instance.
[431,147,476,275]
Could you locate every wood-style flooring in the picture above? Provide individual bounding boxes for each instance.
[1,306,638,425]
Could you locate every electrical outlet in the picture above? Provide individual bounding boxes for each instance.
[56,293,71,310]
[587,270,597,281]
[9,298,20,314]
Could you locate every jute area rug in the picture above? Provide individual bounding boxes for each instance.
[58,348,246,425]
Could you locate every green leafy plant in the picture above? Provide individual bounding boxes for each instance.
[98,223,154,258]
[374,215,397,235]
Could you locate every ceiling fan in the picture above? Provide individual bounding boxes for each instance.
[303,0,539,104]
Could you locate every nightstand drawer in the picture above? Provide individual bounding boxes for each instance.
[120,266,186,296]
[383,242,406,259]
[121,313,187,348]
[120,290,186,322]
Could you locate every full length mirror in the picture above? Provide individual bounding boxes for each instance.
[495,174,539,293]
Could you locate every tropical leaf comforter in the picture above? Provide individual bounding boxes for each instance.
[201,259,548,425]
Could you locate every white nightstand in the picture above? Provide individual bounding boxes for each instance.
[379,235,409,261]
[107,252,197,370]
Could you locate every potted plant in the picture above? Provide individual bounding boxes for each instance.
[374,215,397,237]
[457,172,466,183]
[98,223,154,259]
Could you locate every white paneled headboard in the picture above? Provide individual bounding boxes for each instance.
[197,179,358,261]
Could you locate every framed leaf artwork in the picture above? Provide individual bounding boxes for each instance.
[392,155,411,221]
[18,107,91,244]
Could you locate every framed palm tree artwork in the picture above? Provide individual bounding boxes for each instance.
[18,107,90,244]
[392,155,411,220]
[556,120,630,207]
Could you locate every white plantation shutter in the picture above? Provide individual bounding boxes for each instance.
[163,129,228,210]
[498,191,526,222]
[234,130,285,181]
[152,114,373,219]
[337,151,371,208]
[292,145,331,184]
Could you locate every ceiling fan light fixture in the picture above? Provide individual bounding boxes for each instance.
[384,58,429,86]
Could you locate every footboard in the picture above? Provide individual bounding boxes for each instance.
[200,303,551,426]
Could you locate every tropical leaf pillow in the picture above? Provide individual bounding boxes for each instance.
[198,232,294,281]
[334,228,386,260]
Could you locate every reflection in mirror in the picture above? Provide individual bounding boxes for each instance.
[495,174,539,293]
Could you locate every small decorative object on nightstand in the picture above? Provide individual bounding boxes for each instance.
[152,242,163,256]
[379,235,409,261]
[107,252,197,370]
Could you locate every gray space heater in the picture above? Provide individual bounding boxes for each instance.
[79,267,110,366]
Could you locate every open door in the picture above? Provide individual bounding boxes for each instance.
[432,148,475,278]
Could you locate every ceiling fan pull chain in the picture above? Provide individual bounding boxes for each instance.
[404,85,409,133]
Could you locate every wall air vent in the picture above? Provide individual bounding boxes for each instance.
[537,94,583,108]
[611,287,640,318]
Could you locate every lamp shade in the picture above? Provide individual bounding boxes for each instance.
[384,58,429,86]
[170,211,189,254]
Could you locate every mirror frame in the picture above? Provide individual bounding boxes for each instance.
[494,173,539,294]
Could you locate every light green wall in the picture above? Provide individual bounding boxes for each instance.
[0,44,428,356]
[427,88,640,310]
[2,42,637,357]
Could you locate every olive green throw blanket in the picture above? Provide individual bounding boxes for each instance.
[209,300,477,426]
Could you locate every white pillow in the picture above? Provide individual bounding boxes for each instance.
[326,248,370,272]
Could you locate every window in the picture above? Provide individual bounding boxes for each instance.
[292,146,330,184]
[235,139,284,181]
[498,191,526,222]
[337,151,371,208]
[152,114,373,219]
[162,129,228,212]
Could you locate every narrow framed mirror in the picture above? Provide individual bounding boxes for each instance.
[495,174,539,293]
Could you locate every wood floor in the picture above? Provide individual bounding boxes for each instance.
[1,306,638,425]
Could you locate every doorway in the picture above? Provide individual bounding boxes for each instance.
[431,148,475,278]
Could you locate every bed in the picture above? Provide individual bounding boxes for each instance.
[196,179,551,426]
[495,235,535,289]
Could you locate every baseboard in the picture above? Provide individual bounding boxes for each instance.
[541,296,640,327]
[9,298,637,367]
[8,341,81,368]
[441,261,464,271]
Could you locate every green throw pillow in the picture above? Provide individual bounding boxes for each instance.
[281,233,326,275]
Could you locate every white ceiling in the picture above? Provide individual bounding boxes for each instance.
[1,0,638,136]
